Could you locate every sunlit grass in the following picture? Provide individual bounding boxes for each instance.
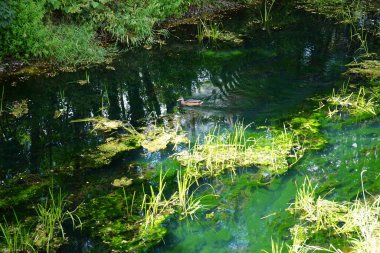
[324,84,377,118]
[288,175,380,252]
[174,123,304,177]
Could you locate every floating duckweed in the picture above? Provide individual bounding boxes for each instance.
[287,177,380,252]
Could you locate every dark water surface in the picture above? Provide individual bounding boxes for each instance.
[1,4,379,253]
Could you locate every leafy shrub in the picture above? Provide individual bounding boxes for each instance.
[0,0,49,59]
[0,0,14,29]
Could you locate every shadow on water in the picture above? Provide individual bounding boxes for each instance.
[1,3,379,252]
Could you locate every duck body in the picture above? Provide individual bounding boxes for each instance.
[177,98,203,106]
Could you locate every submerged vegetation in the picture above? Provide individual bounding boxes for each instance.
[0,187,81,252]
[1,0,379,252]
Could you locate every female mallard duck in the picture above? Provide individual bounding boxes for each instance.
[177,97,203,106]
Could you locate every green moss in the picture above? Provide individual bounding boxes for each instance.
[201,49,244,59]
[80,135,141,169]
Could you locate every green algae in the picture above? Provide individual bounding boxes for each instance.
[288,116,327,150]
[72,116,188,169]
[345,60,380,80]
[0,174,49,210]
[140,125,188,153]
[8,99,29,118]
[112,177,133,188]
[79,135,141,169]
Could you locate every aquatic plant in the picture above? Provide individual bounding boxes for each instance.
[34,187,82,252]
[288,116,327,150]
[288,176,380,252]
[141,170,175,230]
[0,174,49,210]
[174,170,216,220]
[0,212,35,252]
[74,71,90,85]
[81,135,141,169]
[197,19,221,44]
[140,124,188,152]
[339,0,370,56]
[174,123,304,177]
[322,84,377,118]
[122,188,136,217]
[71,116,135,134]
[8,99,29,118]
[345,60,380,80]
[260,0,276,26]
[262,238,284,253]
[73,117,188,169]
[0,86,4,116]
[196,20,243,45]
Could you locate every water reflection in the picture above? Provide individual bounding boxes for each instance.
[0,8,354,180]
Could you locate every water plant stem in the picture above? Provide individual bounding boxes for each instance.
[0,86,4,116]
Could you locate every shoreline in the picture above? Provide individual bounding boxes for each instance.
[0,1,258,82]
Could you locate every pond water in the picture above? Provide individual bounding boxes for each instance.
[0,3,379,253]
